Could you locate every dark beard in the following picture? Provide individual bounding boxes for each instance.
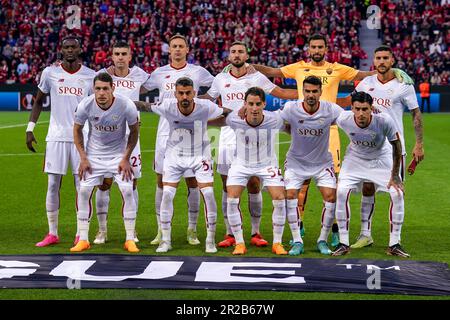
[232,61,245,68]
[311,54,324,63]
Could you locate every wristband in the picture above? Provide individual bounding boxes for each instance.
[26,122,36,132]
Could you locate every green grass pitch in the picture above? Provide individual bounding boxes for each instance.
[0,111,449,300]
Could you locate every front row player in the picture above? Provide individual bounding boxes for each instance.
[137,77,230,253]
[209,87,303,255]
[332,92,409,257]
[71,72,140,253]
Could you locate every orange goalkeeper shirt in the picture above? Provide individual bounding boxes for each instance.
[280,60,359,103]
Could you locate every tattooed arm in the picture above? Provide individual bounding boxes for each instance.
[411,108,424,162]
[388,138,404,193]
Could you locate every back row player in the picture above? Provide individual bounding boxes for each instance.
[26,36,96,247]
[201,41,298,249]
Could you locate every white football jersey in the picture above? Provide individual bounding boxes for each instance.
[146,63,214,137]
[74,94,138,158]
[99,66,151,134]
[280,100,343,166]
[356,75,419,154]
[151,98,223,158]
[226,110,284,167]
[99,66,152,101]
[38,64,96,142]
[207,70,277,146]
[336,111,399,160]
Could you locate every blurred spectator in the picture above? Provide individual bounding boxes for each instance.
[0,60,8,84]
[17,58,29,75]
[419,78,431,113]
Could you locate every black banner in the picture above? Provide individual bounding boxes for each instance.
[0,255,448,296]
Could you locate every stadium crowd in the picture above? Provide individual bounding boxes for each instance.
[379,0,449,85]
[0,0,448,86]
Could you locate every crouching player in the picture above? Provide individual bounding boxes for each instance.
[71,72,140,253]
[332,92,408,257]
[137,77,230,253]
[209,87,302,255]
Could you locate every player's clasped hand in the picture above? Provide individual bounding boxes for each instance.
[78,158,92,181]
[26,132,37,152]
[387,176,404,195]
[118,158,133,181]
[238,105,247,119]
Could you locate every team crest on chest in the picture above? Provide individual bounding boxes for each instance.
[326,68,333,75]
[111,115,119,121]
[77,79,85,86]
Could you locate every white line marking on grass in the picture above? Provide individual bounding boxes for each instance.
[0,153,44,157]
[0,121,49,129]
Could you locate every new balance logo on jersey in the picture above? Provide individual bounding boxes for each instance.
[57,86,84,96]
[58,79,64,82]
[225,84,231,88]
[165,75,171,78]
[297,128,324,136]
[114,80,136,89]
[94,124,119,132]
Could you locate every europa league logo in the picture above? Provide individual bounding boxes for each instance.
[22,93,35,110]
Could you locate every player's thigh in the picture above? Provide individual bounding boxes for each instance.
[266,186,285,200]
[318,186,336,203]
[226,185,246,199]
[44,141,71,175]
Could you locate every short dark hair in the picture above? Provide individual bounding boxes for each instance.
[374,45,393,55]
[308,34,327,47]
[61,36,81,46]
[351,91,373,105]
[93,72,113,87]
[169,34,188,46]
[303,75,322,88]
[175,77,194,88]
[113,40,130,49]
[230,41,249,52]
[245,87,266,102]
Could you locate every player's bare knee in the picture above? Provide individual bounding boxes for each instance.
[247,176,261,193]
[286,189,297,200]
[157,174,164,189]
[98,178,113,191]
[362,182,376,196]
[185,177,198,188]
[220,175,228,191]
[133,179,138,190]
